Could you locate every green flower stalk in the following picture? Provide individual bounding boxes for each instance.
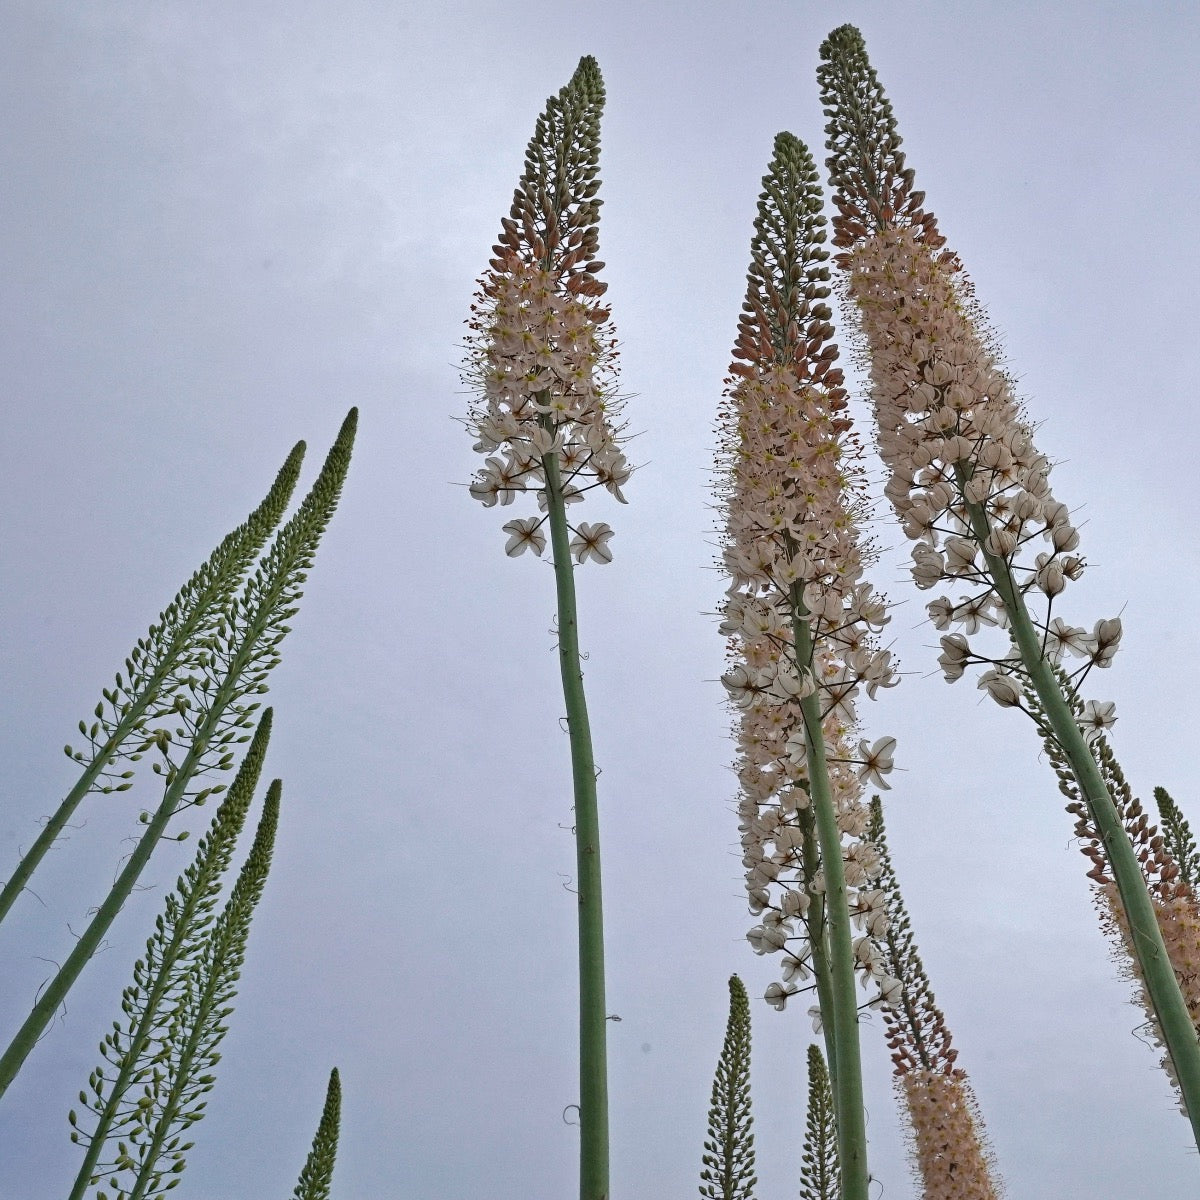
[292,1068,342,1200]
[66,711,273,1200]
[0,410,356,1099]
[799,1045,839,1200]
[99,782,278,1200]
[868,799,1001,1199]
[819,22,1200,1142]
[718,132,901,1200]
[462,58,625,1200]
[699,975,757,1200]
[0,441,303,931]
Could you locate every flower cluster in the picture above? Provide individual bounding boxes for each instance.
[462,55,629,564]
[465,255,627,562]
[818,26,1121,729]
[899,1071,1001,1200]
[867,797,1003,1198]
[717,133,900,1013]
[1054,741,1200,1114]
[1098,880,1200,1117]
[847,227,1122,705]
[1033,675,1200,1095]
[732,638,896,1013]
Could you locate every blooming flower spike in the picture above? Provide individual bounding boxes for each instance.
[819,22,1200,1148]
[868,798,1002,1200]
[464,55,629,566]
[718,132,900,1200]
[461,58,628,1200]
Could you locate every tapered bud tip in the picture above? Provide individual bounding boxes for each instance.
[820,23,866,59]
[571,55,604,92]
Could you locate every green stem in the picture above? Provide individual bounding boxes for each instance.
[544,451,609,1200]
[966,496,1200,1146]
[790,601,868,1200]
[799,802,839,1091]
[0,710,160,931]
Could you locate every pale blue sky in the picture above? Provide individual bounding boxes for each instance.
[2,2,1199,1197]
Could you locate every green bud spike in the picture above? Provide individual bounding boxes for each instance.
[291,1068,342,1200]
[799,1045,839,1200]
[699,975,756,1200]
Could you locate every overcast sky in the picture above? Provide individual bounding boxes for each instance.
[2,2,1199,1198]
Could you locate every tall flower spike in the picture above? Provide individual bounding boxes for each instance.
[292,1067,342,1200]
[461,60,620,1200]
[86,783,280,1200]
[0,410,356,1100]
[66,712,273,1200]
[464,56,628,559]
[868,799,1002,1199]
[0,438,303,933]
[798,1044,840,1200]
[819,24,1200,1144]
[699,975,757,1200]
[719,132,899,1200]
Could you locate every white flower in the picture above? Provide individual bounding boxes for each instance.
[852,889,889,936]
[910,545,945,590]
[937,633,972,682]
[569,521,615,565]
[807,1004,824,1033]
[501,517,547,558]
[765,982,799,1011]
[1084,617,1122,668]
[1079,699,1116,742]
[537,484,584,511]
[978,669,1022,708]
[861,650,898,699]
[853,935,886,978]
[781,953,810,983]
[595,451,632,503]
[1043,617,1089,662]
[783,729,808,766]
[747,915,790,954]
[874,975,903,1009]
[722,664,764,709]
[927,596,954,630]
[856,736,897,790]
[953,592,999,635]
[944,536,977,575]
[1034,553,1065,598]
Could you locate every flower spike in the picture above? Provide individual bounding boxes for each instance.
[868,799,1002,1199]
[820,22,1200,1146]
[699,975,757,1200]
[718,132,899,1200]
[464,57,629,560]
[799,1044,840,1200]
[461,60,622,1200]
